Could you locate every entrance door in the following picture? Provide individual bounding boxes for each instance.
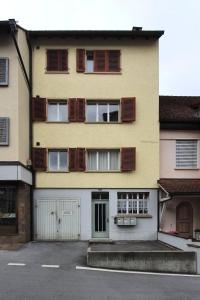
[36,198,80,240]
[176,202,193,238]
[92,199,109,238]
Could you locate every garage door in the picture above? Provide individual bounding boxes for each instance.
[35,198,80,240]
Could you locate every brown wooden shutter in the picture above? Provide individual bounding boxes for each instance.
[76,98,85,122]
[69,148,77,171]
[121,147,136,171]
[77,148,86,171]
[121,97,136,122]
[32,148,47,171]
[32,97,46,121]
[94,50,106,72]
[108,50,120,72]
[68,98,77,122]
[47,50,58,71]
[76,49,85,72]
[59,50,68,71]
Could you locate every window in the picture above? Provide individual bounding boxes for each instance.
[87,150,120,171]
[176,140,198,168]
[0,188,16,225]
[117,192,149,215]
[0,118,9,145]
[48,101,68,122]
[46,50,68,72]
[86,50,120,73]
[48,150,68,171]
[0,58,9,86]
[86,101,119,122]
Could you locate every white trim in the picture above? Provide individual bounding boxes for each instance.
[8,263,26,266]
[76,266,200,277]
[41,264,60,268]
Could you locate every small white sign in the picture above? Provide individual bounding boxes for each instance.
[63,211,72,216]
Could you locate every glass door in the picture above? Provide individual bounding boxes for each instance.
[92,192,109,238]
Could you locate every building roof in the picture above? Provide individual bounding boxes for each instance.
[28,29,164,39]
[159,96,200,123]
[158,179,200,195]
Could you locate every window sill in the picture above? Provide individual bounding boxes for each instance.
[116,214,152,218]
[85,170,121,173]
[84,72,122,75]
[46,121,69,123]
[46,171,69,173]
[85,122,121,124]
[174,168,199,170]
[45,71,69,74]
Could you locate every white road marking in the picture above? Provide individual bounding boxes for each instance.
[8,263,26,266]
[41,264,60,268]
[76,266,200,278]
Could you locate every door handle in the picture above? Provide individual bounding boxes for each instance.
[58,218,61,224]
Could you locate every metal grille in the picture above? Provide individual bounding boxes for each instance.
[0,118,9,145]
[176,140,197,168]
[0,58,8,85]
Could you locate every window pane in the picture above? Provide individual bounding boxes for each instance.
[49,151,58,170]
[109,104,119,122]
[98,104,108,122]
[87,151,97,170]
[59,151,67,170]
[99,151,108,170]
[110,150,119,170]
[59,104,68,121]
[86,51,94,72]
[48,103,57,121]
[0,188,16,218]
[87,104,96,122]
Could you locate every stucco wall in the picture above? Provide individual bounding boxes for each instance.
[32,38,159,188]
[0,34,19,161]
[160,196,200,234]
[160,130,200,178]
[17,29,30,165]
[34,188,158,241]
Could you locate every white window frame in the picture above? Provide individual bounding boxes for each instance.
[0,58,9,86]
[117,192,149,215]
[48,150,68,171]
[87,150,120,171]
[86,101,120,123]
[175,139,198,169]
[47,101,68,122]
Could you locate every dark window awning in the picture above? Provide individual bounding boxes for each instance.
[158,179,200,195]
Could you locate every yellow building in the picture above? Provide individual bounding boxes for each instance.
[0,20,32,243]
[31,28,164,241]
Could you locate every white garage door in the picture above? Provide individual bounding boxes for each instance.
[35,198,80,240]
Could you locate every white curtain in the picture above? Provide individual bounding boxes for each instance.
[87,151,97,170]
[99,151,108,170]
[110,151,119,170]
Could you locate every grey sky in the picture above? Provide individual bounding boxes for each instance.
[1,0,200,96]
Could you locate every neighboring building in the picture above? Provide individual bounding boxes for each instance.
[0,20,32,243]
[159,96,200,239]
[30,28,164,241]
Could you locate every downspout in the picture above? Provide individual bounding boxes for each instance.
[26,32,34,241]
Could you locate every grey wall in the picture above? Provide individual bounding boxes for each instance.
[34,188,158,240]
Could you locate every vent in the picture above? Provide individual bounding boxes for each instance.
[176,140,197,168]
[0,58,9,86]
[0,118,9,145]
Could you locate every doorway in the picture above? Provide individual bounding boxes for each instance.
[92,192,109,238]
[176,201,193,238]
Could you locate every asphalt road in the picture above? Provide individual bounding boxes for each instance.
[0,242,199,300]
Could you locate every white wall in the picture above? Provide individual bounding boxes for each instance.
[34,188,158,241]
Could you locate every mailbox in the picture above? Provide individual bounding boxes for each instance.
[114,216,137,226]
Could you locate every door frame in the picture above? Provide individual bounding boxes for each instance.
[91,199,109,238]
[176,201,193,238]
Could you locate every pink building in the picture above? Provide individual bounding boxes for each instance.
[159,96,200,240]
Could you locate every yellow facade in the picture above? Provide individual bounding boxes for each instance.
[32,38,159,188]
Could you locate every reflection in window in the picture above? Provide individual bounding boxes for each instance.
[86,101,119,122]
[48,102,68,122]
[48,150,68,171]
